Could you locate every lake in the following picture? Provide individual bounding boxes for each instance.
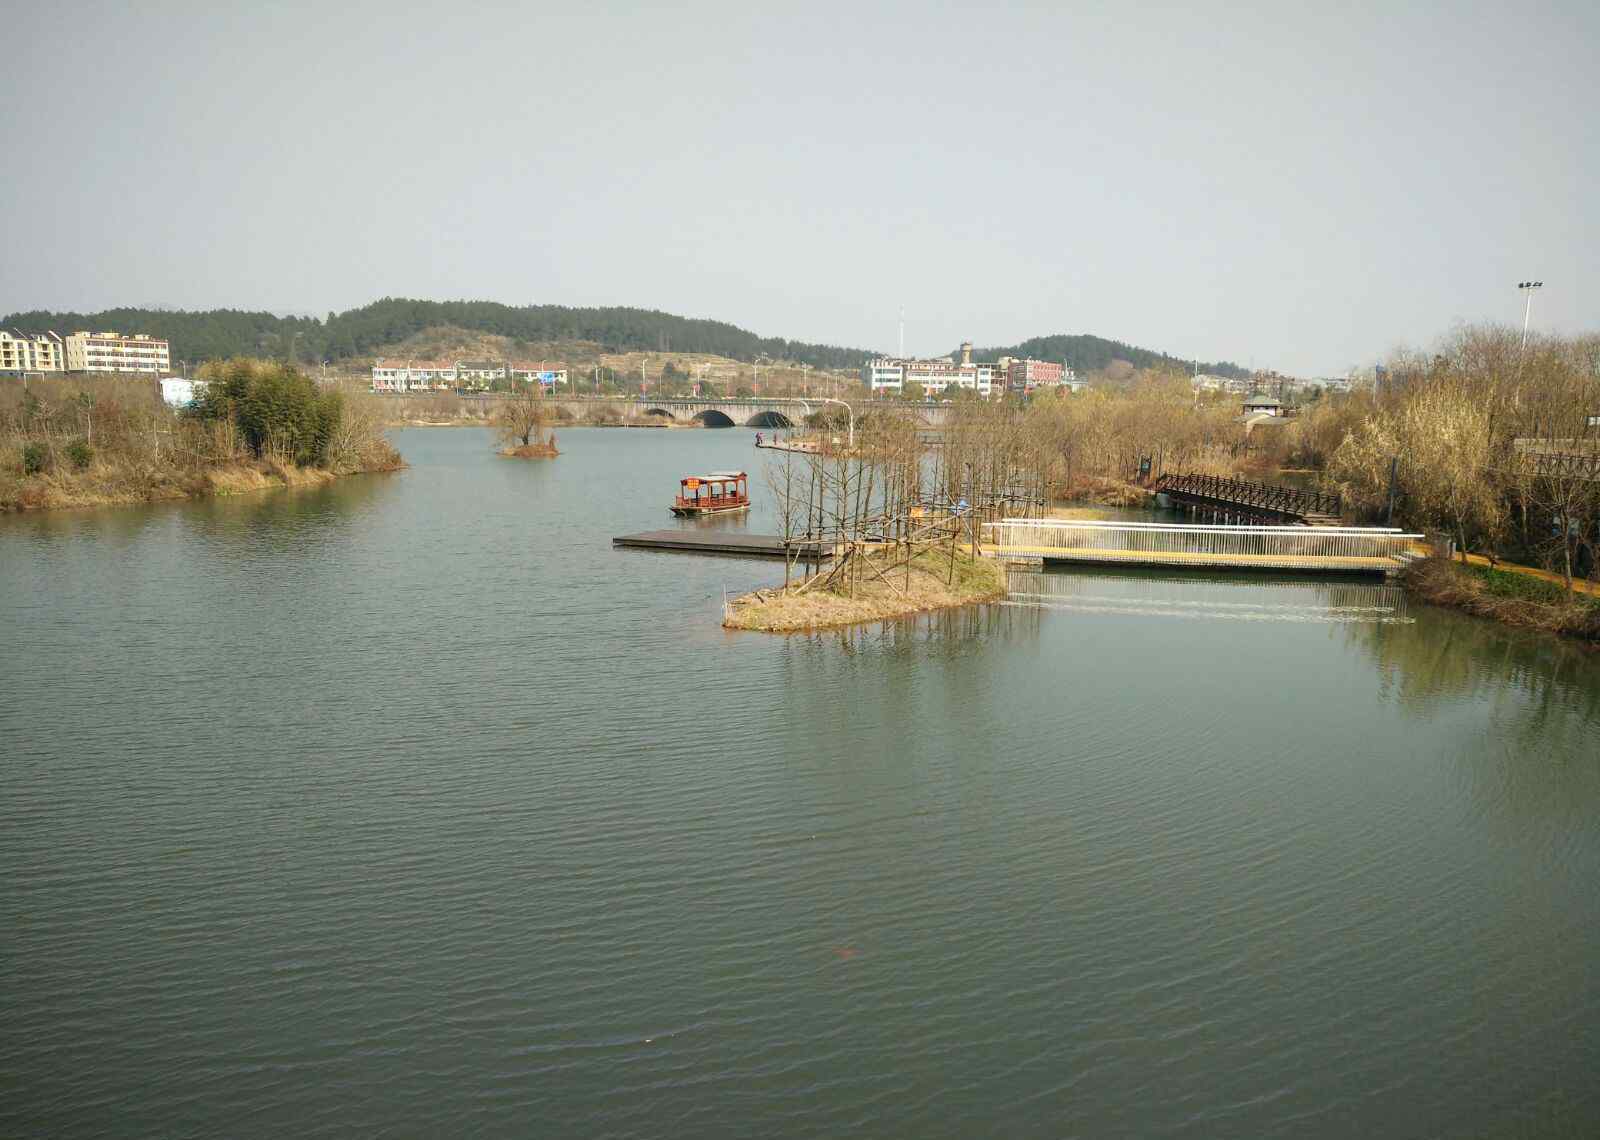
[4,426,1598,1138]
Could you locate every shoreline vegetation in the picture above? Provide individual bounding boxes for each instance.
[1405,557,1600,644]
[2,361,403,513]
[724,549,1007,632]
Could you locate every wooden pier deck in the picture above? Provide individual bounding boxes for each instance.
[613,530,834,560]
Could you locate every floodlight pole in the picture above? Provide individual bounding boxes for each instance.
[1519,280,1543,350]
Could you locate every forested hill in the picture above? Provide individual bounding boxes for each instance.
[3,298,1253,378]
[1,299,874,371]
[972,333,1250,380]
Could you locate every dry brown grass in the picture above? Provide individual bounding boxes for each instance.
[1053,475,1152,508]
[1,370,402,513]
[499,442,560,459]
[724,551,1007,632]
[1405,557,1600,643]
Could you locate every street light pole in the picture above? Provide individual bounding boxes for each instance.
[1518,280,1543,350]
[821,397,854,449]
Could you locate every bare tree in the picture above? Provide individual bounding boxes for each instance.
[495,384,554,452]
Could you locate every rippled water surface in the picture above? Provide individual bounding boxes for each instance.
[5,427,1599,1138]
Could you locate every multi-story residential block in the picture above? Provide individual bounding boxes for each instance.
[371,359,570,392]
[1003,357,1068,392]
[862,342,999,398]
[456,361,508,384]
[863,358,905,394]
[0,330,65,373]
[863,341,1075,399]
[64,331,170,374]
[510,363,568,386]
[371,360,459,392]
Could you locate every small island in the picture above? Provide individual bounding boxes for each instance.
[724,547,1006,632]
[494,386,559,459]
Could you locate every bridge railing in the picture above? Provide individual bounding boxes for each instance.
[984,520,1422,564]
[1153,472,1342,517]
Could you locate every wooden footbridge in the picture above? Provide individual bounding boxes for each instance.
[985,520,1425,576]
[1152,473,1343,525]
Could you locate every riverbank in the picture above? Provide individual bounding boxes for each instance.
[1053,475,1152,509]
[723,550,1007,632]
[0,453,405,513]
[1404,557,1600,643]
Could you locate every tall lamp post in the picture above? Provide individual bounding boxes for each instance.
[798,398,854,447]
[825,398,851,448]
[1518,280,1543,349]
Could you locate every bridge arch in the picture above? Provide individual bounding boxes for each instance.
[642,407,677,421]
[691,409,736,428]
[746,410,794,428]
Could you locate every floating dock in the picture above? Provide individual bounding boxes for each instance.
[613,530,834,560]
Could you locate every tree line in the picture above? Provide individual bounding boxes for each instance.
[1309,326,1600,586]
[2,299,875,372]
[973,333,1250,380]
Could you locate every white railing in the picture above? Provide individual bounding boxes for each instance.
[984,519,1424,567]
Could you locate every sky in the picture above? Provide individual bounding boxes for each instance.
[1,0,1593,375]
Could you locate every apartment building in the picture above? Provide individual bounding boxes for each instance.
[862,341,1000,398]
[64,331,170,374]
[372,360,459,392]
[0,330,65,373]
[371,359,571,392]
[457,360,507,383]
[510,363,568,386]
[999,356,1072,392]
[862,340,1075,399]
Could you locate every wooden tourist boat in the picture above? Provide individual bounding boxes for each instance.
[671,471,750,517]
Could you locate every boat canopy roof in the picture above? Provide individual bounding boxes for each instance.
[682,471,747,482]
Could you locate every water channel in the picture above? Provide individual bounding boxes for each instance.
[4,426,1598,1137]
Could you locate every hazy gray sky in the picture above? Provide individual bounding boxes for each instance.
[2,0,1593,374]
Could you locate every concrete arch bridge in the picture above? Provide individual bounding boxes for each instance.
[548,396,950,429]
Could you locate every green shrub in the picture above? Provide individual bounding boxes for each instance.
[66,439,93,470]
[22,442,48,475]
[191,358,342,465]
[1468,564,1570,605]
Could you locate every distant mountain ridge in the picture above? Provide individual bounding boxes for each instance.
[3,298,1251,379]
[2,299,871,372]
[970,334,1250,381]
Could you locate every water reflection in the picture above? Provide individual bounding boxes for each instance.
[1004,567,1413,624]
[779,601,1041,657]
[0,466,397,551]
[1346,598,1600,722]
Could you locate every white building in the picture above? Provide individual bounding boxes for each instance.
[862,342,998,398]
[510,363,568,387]
[863,358,905,394]
[456,360,507,384]
[372,359,570,392]
[371,360,458,392]
[159,377,208,406]
[0,330,65,373]
[64,331,170,374]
